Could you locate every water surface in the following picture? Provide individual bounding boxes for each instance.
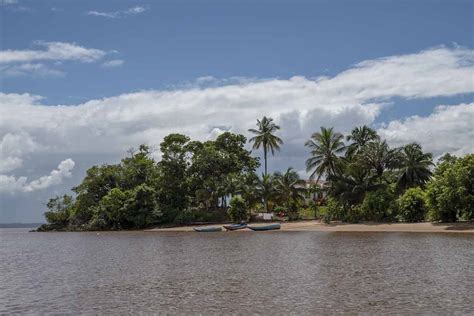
[1,228,473,314]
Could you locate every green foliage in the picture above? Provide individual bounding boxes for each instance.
[43,195,75,228]
[228,196,248,223]
[396,143,433,192]
[425,154,474,222]
[305,126,345,181]
[324,197,344,223]
[248,116,283,176]
[397,187,427,222]
[360,188,397,222]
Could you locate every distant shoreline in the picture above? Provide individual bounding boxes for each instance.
[146,221,474,234]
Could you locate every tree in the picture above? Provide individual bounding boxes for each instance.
[357,140,401,183]
[255,174,276,212]
[248,116,283,176]
[43,195,75,228]
[425,154,474,222]
[228,196,248,223]
[360,187,397,221]
[305,127,345,182]
[398,187,427,222]
[346,125,380,158]
[274,167,306,217]
[396,143,433,192]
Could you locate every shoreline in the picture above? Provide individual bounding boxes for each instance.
[145,221,474,233]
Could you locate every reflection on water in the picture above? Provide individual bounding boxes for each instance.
[0,228,473,314]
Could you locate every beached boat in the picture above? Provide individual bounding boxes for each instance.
[247,223,281,231]
[223,223,247,231]
[193,226,222,232]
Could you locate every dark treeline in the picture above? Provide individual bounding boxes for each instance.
[39,118,473,231]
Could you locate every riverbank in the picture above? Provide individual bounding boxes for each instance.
[146,221,474,233]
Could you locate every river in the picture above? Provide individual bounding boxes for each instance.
[1,228,473,314]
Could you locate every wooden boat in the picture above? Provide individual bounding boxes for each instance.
[193,226,222,232]
[223,223,247,231]
[247,223,281,231]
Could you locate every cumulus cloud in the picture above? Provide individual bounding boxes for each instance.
[87,6,147,19]
[102,59,124,68]
[378,103,474,156]
[0,159,75,194]
[0,46,472,197]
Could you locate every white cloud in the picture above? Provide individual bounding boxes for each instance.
[0,0,18,5]
[378,103,474,156]
[0,41,106,64]
[87,6,147,19]
[0,46,472,197]
[1,63,64,77]
[102,59,124,68]
[0,159,75,194]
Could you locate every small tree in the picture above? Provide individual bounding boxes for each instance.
[228,196,248,223]
[398,187,427,222]
[360,188,397,221]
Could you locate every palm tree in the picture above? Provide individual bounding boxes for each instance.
[305,127,346,182]
[255,174,276,212]
[346,125,380,158]
[248,116,283,176]
[274,168,306,208]
[397,143,433,192]
[357,140,401,183]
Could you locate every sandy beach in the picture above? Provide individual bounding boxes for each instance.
[146,221,474,233]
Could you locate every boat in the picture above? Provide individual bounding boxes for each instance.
[223,223,247,231]
[247,223,281,231]
[193,226,222,232]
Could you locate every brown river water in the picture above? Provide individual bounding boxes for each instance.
[0,228,473,314]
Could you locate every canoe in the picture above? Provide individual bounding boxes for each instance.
[223,223,247,231]
[247,223,281,231]
[193,226,222,232]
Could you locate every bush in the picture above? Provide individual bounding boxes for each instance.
[228,196,248,223]
[324,197,344,223]
[425,154,474,222]
[397,187,427,222]
[360,188,397,221]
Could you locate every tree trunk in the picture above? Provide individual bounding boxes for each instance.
[264,147,268,176]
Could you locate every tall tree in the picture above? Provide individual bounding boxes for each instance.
[248,116,283,176]
[357,140,401,183]
[397,143,433,192]
[346,125,380,158]
[305,127,345,181]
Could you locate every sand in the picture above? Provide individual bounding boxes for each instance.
[146,221,474,233]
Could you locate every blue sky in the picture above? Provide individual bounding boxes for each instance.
[2,0,472,106]
[0,0,473,222]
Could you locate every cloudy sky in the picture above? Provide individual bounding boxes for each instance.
[0,0,473,222]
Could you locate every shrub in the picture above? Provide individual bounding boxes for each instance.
[360,188,397,221]
[425,154,474,222]
[228,196,248,223]
[324,197,344,223]
[397,187,427,222]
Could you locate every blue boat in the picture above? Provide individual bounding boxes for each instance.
[223,223,247,231]
[247,223,281,231]
[193,226,222,232]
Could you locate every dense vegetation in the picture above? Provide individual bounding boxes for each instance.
[39,117,473,231]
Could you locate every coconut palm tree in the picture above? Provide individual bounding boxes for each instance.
[305,127,346,182]
[255,174,276,212]
[248,116,283,176]
[274,167,306,208]
[397,143,433,192]
[346,125,380,158]
[357,140,401,183]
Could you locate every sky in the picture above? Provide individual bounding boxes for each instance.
[0,0,473,222]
